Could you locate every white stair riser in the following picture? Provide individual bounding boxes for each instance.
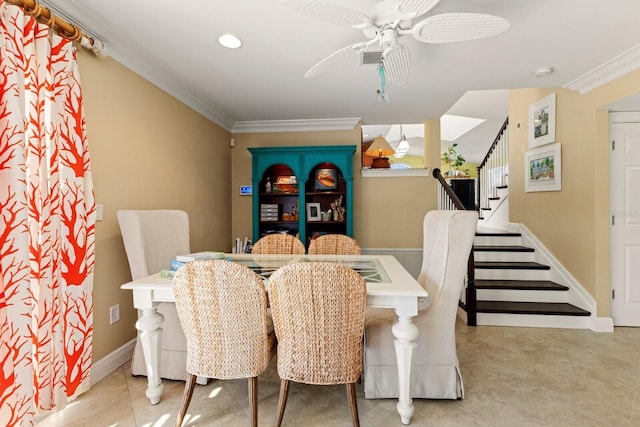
[474,251,535,262]
[475,268,549,281]
[476,313,590,329]
[474,236,522,246]
[477,289,567,303]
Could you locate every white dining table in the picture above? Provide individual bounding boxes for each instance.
[121,253,428,425]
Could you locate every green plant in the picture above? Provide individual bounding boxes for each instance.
[441,143,465,174]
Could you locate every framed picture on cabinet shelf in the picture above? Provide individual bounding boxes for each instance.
[306,203,321,221]
[314,168,338,190]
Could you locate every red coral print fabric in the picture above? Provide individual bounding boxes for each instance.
[0,2,95,425]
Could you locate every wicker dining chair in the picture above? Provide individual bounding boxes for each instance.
[251,233,305,254]
[172,260,276,427]
[307,234,361,255]
[268,262,367,427]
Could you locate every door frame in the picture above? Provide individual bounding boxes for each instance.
[610,111,640,325]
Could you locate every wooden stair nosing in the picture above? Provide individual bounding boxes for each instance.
[474,245,534,252]
[475,261,550,270]
[476,301,590,316]
[475,231,521,237]
[475,279,568,291]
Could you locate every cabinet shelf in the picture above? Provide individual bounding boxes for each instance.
[260,192,298,196]
[305,191,345,196]
[260,221,298,225]
[306,221,344,225]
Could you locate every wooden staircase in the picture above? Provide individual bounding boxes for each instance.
[472,229,591,326]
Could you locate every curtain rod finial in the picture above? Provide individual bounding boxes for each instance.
[81,36,108,57]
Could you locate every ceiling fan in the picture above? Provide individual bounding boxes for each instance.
[281,0,510,86]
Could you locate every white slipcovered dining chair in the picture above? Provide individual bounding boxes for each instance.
[363,210,478,399]
[117,209,194,381]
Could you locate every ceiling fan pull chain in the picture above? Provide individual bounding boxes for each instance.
[377,62,390,103]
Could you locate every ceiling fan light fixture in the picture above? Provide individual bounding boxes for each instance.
[218,33,243,49]
[286,0,509,87]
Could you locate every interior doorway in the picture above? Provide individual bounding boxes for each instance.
[610,111,640,326]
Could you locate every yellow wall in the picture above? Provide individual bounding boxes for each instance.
[389,154,425,168]
[231,122,439,249]
[508,68,640,317]
[439,161,479,178]
[78,49,232,361]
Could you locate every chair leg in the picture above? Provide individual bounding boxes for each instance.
[275,379,290,427]
[346,382,360,427]
[248,377,258,427]
[176,374,197,427]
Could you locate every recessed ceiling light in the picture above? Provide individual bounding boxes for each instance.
[218,33,242,49]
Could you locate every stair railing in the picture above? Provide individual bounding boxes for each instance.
[432,168,477,326]
[476,117,509,216]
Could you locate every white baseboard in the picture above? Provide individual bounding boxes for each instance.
[91,339,135,386]
[590,317,614,333]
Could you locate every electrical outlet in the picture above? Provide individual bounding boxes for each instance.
[109,304,120,324]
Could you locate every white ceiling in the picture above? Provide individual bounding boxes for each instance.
[42,1,640,161]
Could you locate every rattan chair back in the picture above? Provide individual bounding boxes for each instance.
[251,233,305,254]
[308,234,361,255]
[268,262,366,426]
[172,259,276,426]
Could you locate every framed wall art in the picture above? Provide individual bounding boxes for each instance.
[314,168,338,190]
[529,93,556,148]
[525,143,561,192]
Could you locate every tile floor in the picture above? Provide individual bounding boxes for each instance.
[37,321,640,426]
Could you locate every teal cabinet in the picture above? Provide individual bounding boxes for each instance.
[248,145,356,246]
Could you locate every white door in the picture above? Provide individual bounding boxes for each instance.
[611,112,640,326]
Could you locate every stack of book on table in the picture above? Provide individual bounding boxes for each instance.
[160,251,224,279]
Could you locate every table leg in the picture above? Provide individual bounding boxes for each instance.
[136,306,165,404]
[392,315,419,425]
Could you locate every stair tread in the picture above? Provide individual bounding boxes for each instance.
[475,231,521,237]
[475,261,550,270]
[475,279,568,291]
[477,301,590,316]
[474,245,534,252]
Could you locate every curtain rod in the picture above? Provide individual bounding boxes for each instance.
[4,0,107,57]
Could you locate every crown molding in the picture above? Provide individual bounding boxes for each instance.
[231,118,361,134]
[564,43,640,94]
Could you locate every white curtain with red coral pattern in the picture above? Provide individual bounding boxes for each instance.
[0,2,95,425]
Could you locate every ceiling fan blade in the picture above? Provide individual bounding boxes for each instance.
[383,44,410,86]
[412,13,510,43]
[304,42,365,78]
[281,0,371,27]
[397,0,441,17]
